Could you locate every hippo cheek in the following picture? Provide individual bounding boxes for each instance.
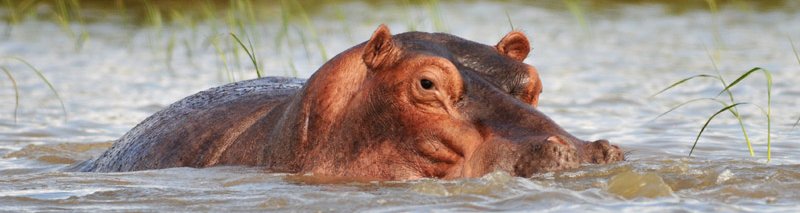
[410,122,487,179]
[415,139,464,178]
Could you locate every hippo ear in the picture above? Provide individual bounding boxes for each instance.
[363,24,400,70]
[495,31,531,62]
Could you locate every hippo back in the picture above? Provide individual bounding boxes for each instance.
[73,77,305,172]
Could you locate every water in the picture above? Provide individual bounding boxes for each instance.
[1,1,800,211]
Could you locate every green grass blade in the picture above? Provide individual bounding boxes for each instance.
[424,0,447,32]
[718,67,771,157]
[289,0,328,61]
[1,66,19,124]
[210,35,233,82]
[747,102,773,162]
[563,0,587,31]
[652,97,725,121]
[2,57,67,122]
[791,37,800,130]
[275,0,290,52]
[717,67,768,96]
[505,10,514,31]
[703,45,755,156]
[400,0,417,31]
[790,37,800,66]
[230,33,261,78]
[651,74,719,98]
[689,102,746,157]
[764,68,772,162]
[794,118,800,129]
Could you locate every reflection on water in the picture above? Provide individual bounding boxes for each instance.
[1,0,800,212]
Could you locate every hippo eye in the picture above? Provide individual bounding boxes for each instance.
[420,79,434,90]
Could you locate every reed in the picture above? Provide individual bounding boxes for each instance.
[400,0,418,31]
[329,0,353,42]
[273,0,329,75]
[2,0,37,37]
[424,0,447,32]
[289,0,328,61]
[53,0,89,51]
[505,10,515,31]
[0,67,19,123]
[210,34,235,82]
[143,0,164,30]
[563,0,588,31]
[792,37,800,129]
[705,0,724,49]
[1,57,67,122]
[166,32,176,71]
[230,33,262,78]
[653,60,773,161]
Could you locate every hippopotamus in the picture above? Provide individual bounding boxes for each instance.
[74,25,623,180]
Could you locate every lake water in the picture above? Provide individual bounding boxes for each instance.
[1,0,800,212]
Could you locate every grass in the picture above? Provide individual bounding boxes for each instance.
[705,0,724,49]
[210,34,235,82]
[0,0,460,82]
[0,67,19,123]
[1,57,67,123]
[230,33,262,78]
[563,0,588,31]
[288,0,328,61]
[2,0,36,37]
[653,55,773,161]
[423,0,447,32]
[792,37,800,129]
[650,0,787,161]
[505,10,515,31]
[400,0,418,31]
[54,0,89,51]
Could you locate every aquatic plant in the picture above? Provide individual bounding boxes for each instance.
[54,0,89,51]
[563,0,588,31]
[652,53,773,161]
[142,0,164,30]
[423,0,447,32]
[2,0,36,37]
[400,0,419,31]
[705,0,723,49]
[1,57,67,123]
[792,38,800,129]
[275,0,328,62]
[210,34,235,82]
[0,67,19,123]
[505,10,515,31]
[231,33,262,78]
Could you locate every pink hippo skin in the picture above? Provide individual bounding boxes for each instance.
[74,25,623,180]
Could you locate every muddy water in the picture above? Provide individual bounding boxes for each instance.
[1,1,800,212]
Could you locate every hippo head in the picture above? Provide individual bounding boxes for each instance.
[300,25,623,180]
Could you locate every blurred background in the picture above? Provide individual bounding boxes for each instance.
[1,0,800,211]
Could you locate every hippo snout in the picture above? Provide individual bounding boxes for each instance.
[581,139,625,164]
[509,136,625,177]
[513,136,580,177]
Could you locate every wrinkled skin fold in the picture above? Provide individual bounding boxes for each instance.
[73,25,624,180]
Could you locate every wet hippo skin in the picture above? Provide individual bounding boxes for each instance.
[73,25,624,180]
